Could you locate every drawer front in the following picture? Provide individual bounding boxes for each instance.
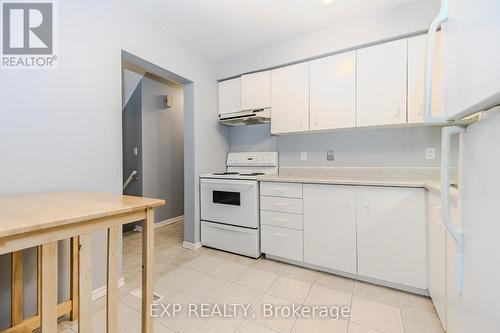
[260,182,303,198]
[260,196,303,214]
[261,225,303,262]
[201,221,261,258]
[261,211,303,230]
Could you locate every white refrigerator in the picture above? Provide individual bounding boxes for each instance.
[426,0,500,332]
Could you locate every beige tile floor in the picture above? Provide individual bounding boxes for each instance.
[59,221,444,333]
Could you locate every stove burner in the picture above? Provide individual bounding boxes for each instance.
[212,172,239,175]
[239,172,265,176]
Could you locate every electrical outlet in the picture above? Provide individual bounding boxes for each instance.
[327,150,335,161]
[426,147,436,160]
[301,152,307,161]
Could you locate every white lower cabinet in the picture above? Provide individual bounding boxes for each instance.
[260,182,427,291]
[356,186,427,289]
[303,184,357,274]
[261,225,303,262]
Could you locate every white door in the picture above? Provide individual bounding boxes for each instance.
[271,62,309,134]
[441,0,500,119]
[303,185,357,274]
[357,186,427,289]
[357,39,407,127]
[218,77,241,115]
[408,33,443,123]
[241,71,271,110]
[310,52,356,131]
[428,191,447,329]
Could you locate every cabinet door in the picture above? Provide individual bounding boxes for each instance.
[408,33,443,123]
[428,191,447,329]
[303,185,357,274]
[357,39,407,127]
[310,52,356,130]
[241,71,271,110]
[218,77,241,115]
[271,63,309,134]
[357,186,426,289]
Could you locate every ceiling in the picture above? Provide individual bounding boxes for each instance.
[126,0,420,61]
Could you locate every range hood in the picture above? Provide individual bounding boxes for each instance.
[219,108,271,126]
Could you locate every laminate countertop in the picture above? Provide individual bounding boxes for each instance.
[257,167,459,199]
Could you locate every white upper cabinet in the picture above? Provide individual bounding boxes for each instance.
[310,52,356,131]
[271,62,310,134]
[408,33,443,123]
[241,71,271,111]
[357,39,407,127]
[357,186,427,289]
[303,184,357,274]
[218,77,241,115]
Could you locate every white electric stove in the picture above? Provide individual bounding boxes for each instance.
[200,152,278,258]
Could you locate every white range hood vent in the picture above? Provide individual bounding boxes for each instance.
[218,108,270,126]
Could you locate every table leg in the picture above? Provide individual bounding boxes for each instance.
[107,226,120,333]
[41,242,57,333]
[79,234,92,333]
[11,250,24,326]
[70,237,79,321]
[142,208,154,333]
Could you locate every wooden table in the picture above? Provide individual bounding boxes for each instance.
[0,192,165,333]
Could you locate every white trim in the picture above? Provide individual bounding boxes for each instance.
[182,241,202,251]
[133,215,184,232]
[91,277,125,301]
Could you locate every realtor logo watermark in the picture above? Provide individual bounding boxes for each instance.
[1,0,57,68]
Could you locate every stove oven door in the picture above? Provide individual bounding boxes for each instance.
[201,178,259,229]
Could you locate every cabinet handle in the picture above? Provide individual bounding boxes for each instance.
[418,103,424,117]
[273,203,286,208]
[363,193,369,209]
[273,218,287,223]
[299,117,303,127]
[273,188,286,194]
[344,193,350,209]
[395,106,401,119]
[274,233,286,238]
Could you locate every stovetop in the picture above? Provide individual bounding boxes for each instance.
[200,171,269,180]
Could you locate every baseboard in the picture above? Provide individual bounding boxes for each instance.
[91,277,125,301]
[134,215,184,232]
[182,241,202,251]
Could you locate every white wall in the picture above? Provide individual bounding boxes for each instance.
[217,0,439,79]
[0,0,228,306]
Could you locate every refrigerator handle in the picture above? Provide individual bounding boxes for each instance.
[441,125,465,294]
[424,0,448,122]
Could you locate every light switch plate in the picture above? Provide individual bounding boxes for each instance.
[327,150,335,161]
[301,152,307,161]
[426,147,436,160]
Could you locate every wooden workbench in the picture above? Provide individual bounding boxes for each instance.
[0,192,165,333]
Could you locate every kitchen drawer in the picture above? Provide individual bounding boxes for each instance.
[261,210,303,230]
[261,225,303,262]
[260,182,303,198]
[260,196,303,214]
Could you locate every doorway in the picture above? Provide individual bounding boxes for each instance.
[122,58,185,232]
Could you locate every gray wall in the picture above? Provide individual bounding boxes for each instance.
[142,75,185,222]
[123,81,143,198]
[230,125,458,167]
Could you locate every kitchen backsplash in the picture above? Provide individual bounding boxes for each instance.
[230,124,459,167]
